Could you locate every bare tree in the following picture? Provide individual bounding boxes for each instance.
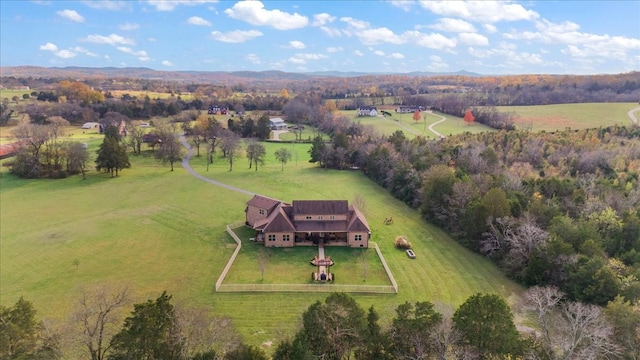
[154,123,184,171]
[432,306,461,360]
[175,307,240,359]
[246,141,266,171]
[66,142,90,179]
[126,123,146,155]
[520,286,622,360]
[73,286,129,360]
[220,129,241,171]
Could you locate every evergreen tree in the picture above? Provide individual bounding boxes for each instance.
[308,136,325,166]
[453,293,522,357]
[108,291,183,360]
[95,125,130,177]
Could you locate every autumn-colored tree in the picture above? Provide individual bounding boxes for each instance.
[463,109,475,125]
[413,110,421,123]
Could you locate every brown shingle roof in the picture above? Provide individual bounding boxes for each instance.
[292,200,348,215]
[247,195,282,214]
[263,207,296,232]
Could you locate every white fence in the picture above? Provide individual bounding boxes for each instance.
[216,226,398,294]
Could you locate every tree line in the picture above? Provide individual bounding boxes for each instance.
[3,288,636,360]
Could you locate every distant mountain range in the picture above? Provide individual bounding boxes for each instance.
[0,66,482,83]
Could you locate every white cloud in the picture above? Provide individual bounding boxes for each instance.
[418,0,539,23]
[458,32,489,46]
[82,1,129,11]
[147,0,219,12]
[224,0,308,30]
[39,42,58,51]
[288,53,328,65]
[116,46,150,61]
[312,13,335,26]
[390,0,414,11]
[373,50,385,56]
[405,31,457,49]
[210,30,263,43]
[246,53,262,64]
[57,9,85,23]
[118,22,140,30]
[505,19,640,61]
[292,53,328,60]
[288,40,306,49]
[188,16,212,26]
[320,26,342,37]
[429,18,476,33]
[390,52,405,59]
[70,46,98,57]
[162,60,174,66]
[55,50,77,59]
[83,33,135,45]
[326,46,343,53]
[356,27,405,45]
[354,50,364,56]
[483,24,498,33]
[289,57,306,64]
[340,17,369,31]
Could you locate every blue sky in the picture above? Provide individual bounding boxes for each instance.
[1,0,639,75]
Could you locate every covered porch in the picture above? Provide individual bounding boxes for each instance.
[295,231,348,245]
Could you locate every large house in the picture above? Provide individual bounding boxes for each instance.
[357,106,378,117]
[245,195,371,248]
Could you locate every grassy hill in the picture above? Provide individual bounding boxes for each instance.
[498,102,639,132]
[0,127,522,352]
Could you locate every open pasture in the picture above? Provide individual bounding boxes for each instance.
[497,102,639,132]
[343,110,494,138]
[1,129,523,350]
[108,89,194,100]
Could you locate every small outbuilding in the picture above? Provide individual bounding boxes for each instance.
[269,117,287,130]
[81,122,100,129]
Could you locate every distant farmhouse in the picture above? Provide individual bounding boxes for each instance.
[395,105,426,113]
[245,195,371,248]
[269,117,287,130]
[208,106,228,115]
[357,106,378,117]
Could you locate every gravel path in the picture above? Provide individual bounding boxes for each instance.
[427,112,447,139]
[628,106,640,125]
[179,135,257,197]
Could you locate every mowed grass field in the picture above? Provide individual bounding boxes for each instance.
[1,125,522,353]
[498,102,639,132]
[341,110,495,139]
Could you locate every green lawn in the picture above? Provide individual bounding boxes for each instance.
[496,102,639,132]
[341,110,494,139]
[0,128,523,352]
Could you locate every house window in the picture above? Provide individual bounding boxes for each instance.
[268,234,276,242]
[259,209,265,215]
[318,216,323,220]
[355,234,362,241]
[283,234,290,242]
[329,215,335,220]
[306,216,312,220]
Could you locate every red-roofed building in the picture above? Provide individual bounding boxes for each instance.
[245,195,371,248]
